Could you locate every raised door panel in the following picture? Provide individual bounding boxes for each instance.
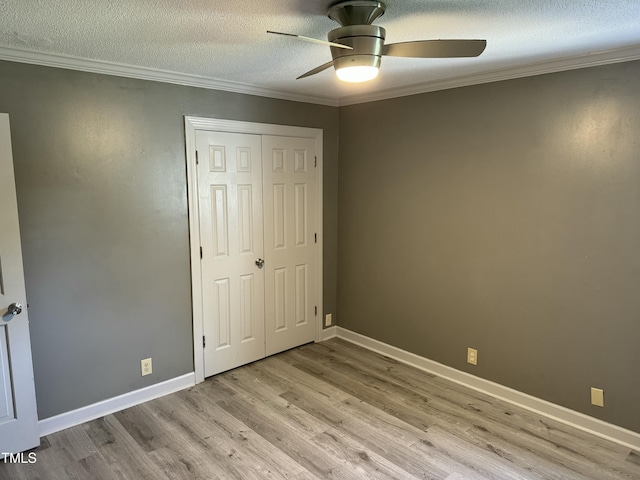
[239,274,256,342]
[0,325,15,422]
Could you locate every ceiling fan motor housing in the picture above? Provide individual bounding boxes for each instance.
[328,25,386,71]
[327,1,386,26]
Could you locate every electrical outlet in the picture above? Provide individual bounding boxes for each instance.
[591,387,604,407]
[141,358,152,376]
[467,347,478,366]
[325,313,332,327]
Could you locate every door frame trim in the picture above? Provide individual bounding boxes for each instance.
[184,116,324,384]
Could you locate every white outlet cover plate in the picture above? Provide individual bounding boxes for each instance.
[467,348,478,365]
[141,358,153,376]
[591,387,604,407]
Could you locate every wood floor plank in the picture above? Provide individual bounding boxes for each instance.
[72,453,123,480]
[280,387,451,479]
[287,350,436,431]
[4,338,639,479]
[152,392,305,479]
[0,458,38,480]
[412,425,543,480]
[294,341,531,434]
[291,340,640,480]
[187,375,238,403]
[216,392,339,478]
[319,340,549,429]
[113,402,169,453]
[44,427,99,462]
[463,422,613,480]
[310,428,423,480]
[216,366,330,439]
[326,339,634,463]
[249,355,353,402]
[272,357,532,479]
[147,446,223,480]
[279,377,525,480]
[83,415,171,480]
[26,446,81,480]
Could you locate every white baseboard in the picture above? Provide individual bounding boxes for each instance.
[319,326,337,341]
[38,373,195,437]
[333,327,640,451]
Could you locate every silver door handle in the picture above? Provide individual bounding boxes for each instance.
[7,303,22,316]
[255,258,265,268]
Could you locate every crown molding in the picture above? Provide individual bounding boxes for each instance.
[337,44,640,106]
[0,46,340,107]
[1,44,639,108]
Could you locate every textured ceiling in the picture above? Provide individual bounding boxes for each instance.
[1,0,639,104]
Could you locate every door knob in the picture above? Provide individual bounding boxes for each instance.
[7,303,23,316]
[255,258,265,268]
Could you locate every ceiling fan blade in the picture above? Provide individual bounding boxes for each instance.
[297,60,335,80]
[383,39,487,58]
[267,31,353,50]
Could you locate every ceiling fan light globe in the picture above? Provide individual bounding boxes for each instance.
[333,54,381,83]
[335,65,379,82]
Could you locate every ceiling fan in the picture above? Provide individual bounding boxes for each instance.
[268,0,487,83]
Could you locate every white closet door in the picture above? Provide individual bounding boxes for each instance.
[196,131,265,376]
[262,135,318,356]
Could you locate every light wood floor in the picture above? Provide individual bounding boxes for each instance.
[2,338,639,479]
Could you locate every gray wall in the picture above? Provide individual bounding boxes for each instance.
[338,60,640,433]
[3,54,639,433]
[0,60,339,419]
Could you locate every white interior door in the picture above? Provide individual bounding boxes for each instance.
[262,136,318,356]
[196,131,266,376]
[0,113,39,454]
